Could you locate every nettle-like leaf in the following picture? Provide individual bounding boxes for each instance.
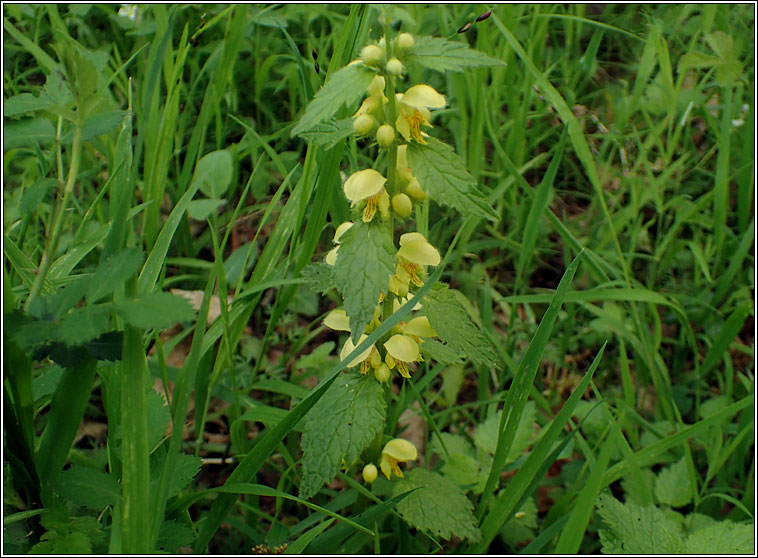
[431,433,487,492]
[684,520,754,554]
[114,292,196,330]
[423,283,500,369]
[333,221,395,341]
[407,137,498,222]
[393,468,482,543]
[167,453,203,498]
[596,492,685,554]
[500,496,538,547]
[157,520,195,554]
[301,261,336,295]
[406,35,505,72]
[474,401,537,463]
[419,338,463,366]
[87,247,145,303]
[52,465,121,510]
[654,457,694,507]
[292,63,376,136]
[296,118,354,149]
[299,373,386,499]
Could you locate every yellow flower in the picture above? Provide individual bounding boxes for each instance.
[393,232,441,288]
[402,316,436,340]
[379,438,418,479]
[397,232,441,266]
[324,221,353,266]
[396,145,428,200]
[396,145,413,181]
[395,85,446,143]
[353,75,387,118]
[339,334,379,374]
[323,309,350,331]
[384,333,421,378]
[343,169,390,222]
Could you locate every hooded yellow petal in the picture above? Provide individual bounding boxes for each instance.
[384,334,420,363]
[382,438,418,461]
[395,114,411,141]
[340,335,374,367]
[344,169,387,202]
[397,239,441,267]
[401,84,446,109]
[325,246,339,266]
[399,232,428,245]
[333,221,353,243]
[404,316,436,338]
[379,455,393,479]
[323,309,350,331]
[396,145,413,180]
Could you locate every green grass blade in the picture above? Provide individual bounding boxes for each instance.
[602,394,754,487]
[697,305,751,379]
[284,518,336,554]
[217,483,373,536]
[474,340,604,551]
[515,128,566,292]
[477,251,583,517]
[553,434,615,553]
[35,357,97,490]
[137,179,203,293]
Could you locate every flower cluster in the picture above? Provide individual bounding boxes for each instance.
[322,32,448,383]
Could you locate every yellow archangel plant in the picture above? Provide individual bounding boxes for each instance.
[294,15,502,502]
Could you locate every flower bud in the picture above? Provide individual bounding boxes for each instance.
[405,177,428,201]
[374,363,391,383]
[361,44,383,65]
[392,193,412,218]
[376,125,395,147]
[362,463,378,483]
[386,57,404,76]
[353,114,375,135]
[397,33,414,49]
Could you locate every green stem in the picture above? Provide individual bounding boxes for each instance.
[24,122,83,311]
[120,278,152,554]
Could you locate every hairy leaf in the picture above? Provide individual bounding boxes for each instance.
[423,283,500,368]
[301,262,336,295]
[333,221,395,340]
[596,493,684,554]
[406,35,505,72]
[654,457,694,507]
[296,118,354,149]
[419,338,463,365]
[58,305,112,346]
[87,247,145,303]
[115,292,196,330]
[407,137,498,221]
[393,468,481,542]
[292,63,376,136]
[53,465,121,510]
[474,401,537,463]
[684,521,754,554]
[300,373,386,499]
[4,117,56,149]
